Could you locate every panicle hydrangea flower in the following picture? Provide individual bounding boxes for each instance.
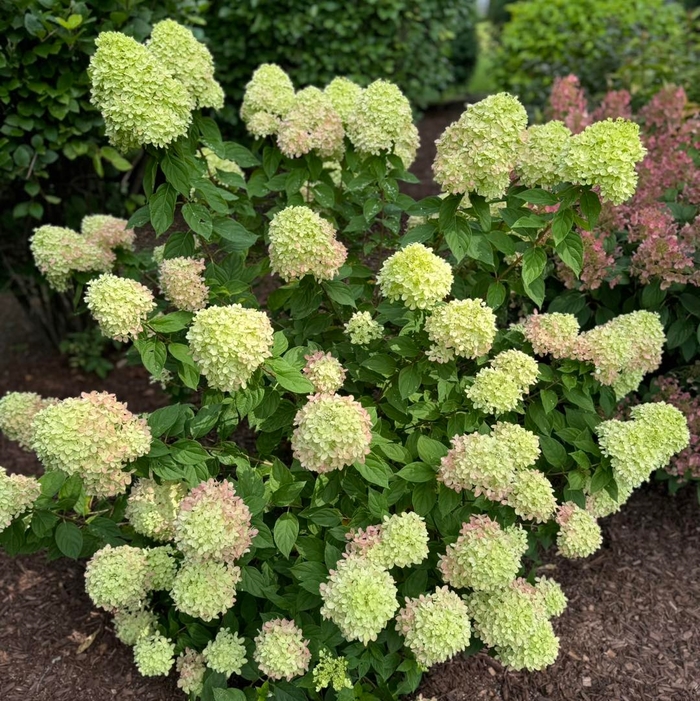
[253,619,311,681]
[377,243,453,310]
[507,469,557,523]
[353,512,429,569]
[466,368,523,415]
[517,121,571,188]
[586,478,634,518]
[548,75,591,134]
[324,77,363,123]
[85,545,151,611]
[562,118,646,204]
[344,524,383,561]
[174,478,256,563]
[313,649,352,692]
[203,629,247,677]
[88,32,192,151]
[292,393,372,473]
[187,304,274,392]
[425,299,497,363]
[268,206,347,283]
[344,311,383,345]
[31,391,151,497]
[496,619,560,671]
[574,310,665,390]
[346,79,419,167]
[125,478,186,542]
[534,576,568,618]
[158,256,209,312]
[85,274,156,342]
[170,560,241,622]
[520,312,580,359]
[303,352,346,394]
[490,422,541,470]
[240,64,295,134]
[133,632,176,676]
[0,391,55,451]
[81,214,135,251]
[320,556,398,644]
[433,93,528,199]
[439,515,527,591]
[146,20,224,110]
[0,468,41,530]
[146,546,178,590]
[113,608,157,646]
[490,350,539,392]
[30,225,113,291]
[177,649,206,696]
[277,86,345,159]
[395,587,472,668]
[247,111,282,139]
[555,502,602,559]
[556,227,620,292]
[152,245,165,265]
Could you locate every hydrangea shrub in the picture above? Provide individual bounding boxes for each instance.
[0,21,691,701]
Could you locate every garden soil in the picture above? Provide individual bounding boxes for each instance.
[1,104,699,701]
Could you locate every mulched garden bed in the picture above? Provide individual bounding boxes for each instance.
[1,105,699,701]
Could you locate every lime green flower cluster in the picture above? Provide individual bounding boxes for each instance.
[344,311,383,345]
[177,649,206,696]
[113,608,157,646]
[277,87,345,159]
[292,393,373,473]
[81,214,135,252]
[324,77,363,123]
[187,304,274,392]
[85,274,156,342]
[174,478,256,563]
[159,257,209,312]
[147,20,224,111]
[170,560,242,622]
[145,546,178,590]
[253,619,311,681]
[0,468,41,530]
[313,649,352,692]
[125,478,187,542]
[377,243,453,310]
[534,576,568,618]
[85,545,153,611]
[508,469,558,523]
[555,502,602,558]
[433,93,528,200]
[517,121,572,189]
[596,401,689,489]
[439,516,528,591]
[0,391,55,451]
[425,298,497,363]
[320,556,399,644]
[268,206,347,283]
[586,478,635,518]
[241,64,296,138]
[467,350,539,415]
[467,577,564,671]
[31,391,151,497]
[303,352,346,394]
[203,629,247,677]
[133,632,176,677]
[395,587,472,668]
[519,312,580,360]
[562,118,646,204]
[346,79,420,167]
[30,225,113,292]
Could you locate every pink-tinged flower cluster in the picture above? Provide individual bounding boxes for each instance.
[548,75,590,135]
[158,257,209,311]
[519,312,580,359]
[253,619,311,681]
[0,468,41,530]
[81,214,135,251]
[555,502,602,559]
[303,351,346,394]
[174,478,256,564]
[591,90,632,123]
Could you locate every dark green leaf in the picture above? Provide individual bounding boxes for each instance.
[55,522,83,559]
[274,513,299,558]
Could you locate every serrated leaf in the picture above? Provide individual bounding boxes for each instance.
[266,358,314,394]
[274,513,299,558]
[149,183,176,235]
[487,282,506,309]
[182,203,213,239]
[552,207,574,245]
[397,462,435,482]
[55,522,83,559]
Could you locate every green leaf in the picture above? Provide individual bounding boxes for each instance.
[523,275,545,308]
[579,189,601,229]
[55,522,83,559]
[556,231,584,277]
[182,203,213,239]
[417,436,448,465]
[398,365,421,400]
[214,218,258,250]
[514,189,559,206]
[323,281,356,307]
[148,405,186,438]
[135,338,167,377]
[363,354,396,377]
[272,331,288,357]
[171,439,209,465]
[521,247,547,286]
[161,153,192,196]
[31,510,59,538]
[354,455,390,488]
[444,224,470,263]
[397,462,436,483]
[148,311,193,333]
[486,282,506,310]
[149,183,177,235]
[266,358,314,394]
[540,389,558,414]
[274,513,299,558]
[539,436,567,468]
[590,465,612,493]
[40,470,66,497]
[163,231,196,259]
[552,207,574,245]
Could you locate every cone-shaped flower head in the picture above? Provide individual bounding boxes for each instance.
[490,350,540,391]
[520,312,580,359]
[85,545,151,611]
[187,304,274,392]
[439,516,527,591]
[466,368,523,415]
[344,311,383,345]
[176,649,206,696]
[534,576,567,619]
[133,632,176,676]
[175,478,256,563]
[0,391,55,451]
[433,93,528,199]
[241,64,295,135]
[303,352,346,394]
[253,619,311,681]
[555,502,602,558]
[312,649,352,692]
[147,19,223,110]
[396,586,472,667]
[31,391,151,497]
[81,214,135,251]
[85,273,156,342]
[320,556,398,644]
[170,560,241,622]
[562,118,646,204]
[0,468,41,530]
[292,393,372,473]
[125,478,187,542]
[507,469,557,523]
[203,629,247,677]
[517,121,571,188]
[89,32,192,151]
[159,256,209,312]
[268,206,347,283]
[377,243,453,310]
[491,422,541,470]
[113,608,158,646]
[425,299,497,363]
[324,77,363,123]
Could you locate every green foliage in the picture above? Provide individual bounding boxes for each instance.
[59,327,115,378]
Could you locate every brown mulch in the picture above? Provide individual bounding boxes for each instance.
[2,106,700,701]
